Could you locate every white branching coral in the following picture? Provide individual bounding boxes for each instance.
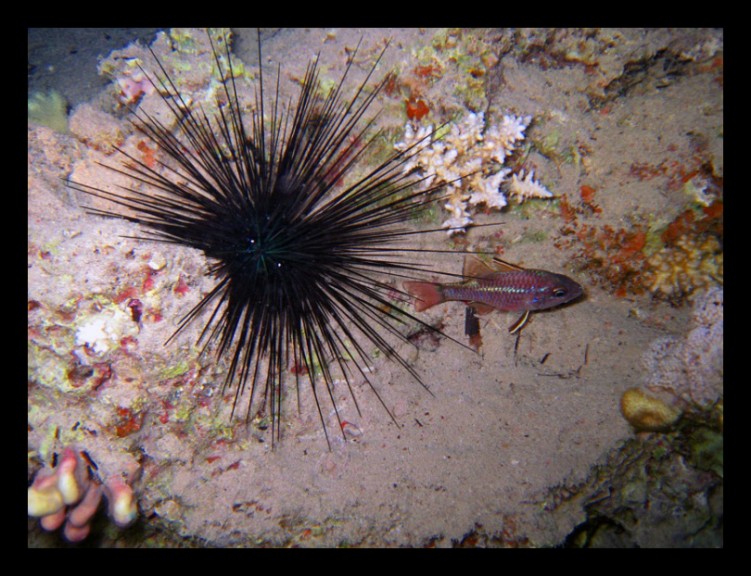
[508,169,553,201]
[395,111,553,234]
[443,194,473,233]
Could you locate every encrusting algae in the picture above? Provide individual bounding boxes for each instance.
[28,90,69,134]
[644,234,722,300]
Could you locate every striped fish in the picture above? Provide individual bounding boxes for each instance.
[404,255,583,334]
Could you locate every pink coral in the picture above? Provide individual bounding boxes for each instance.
[28,447,138,543]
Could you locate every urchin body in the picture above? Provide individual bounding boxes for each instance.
[69,30,454,447]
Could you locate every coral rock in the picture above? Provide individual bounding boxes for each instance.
[620,387,682,432]
[643,287,723,408]
[645,235,722,300]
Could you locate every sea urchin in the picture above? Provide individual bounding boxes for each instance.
[68,29,463,447]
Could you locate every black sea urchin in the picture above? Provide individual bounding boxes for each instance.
[69,29,463,447]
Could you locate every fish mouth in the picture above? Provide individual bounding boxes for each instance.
[565,282,585,304]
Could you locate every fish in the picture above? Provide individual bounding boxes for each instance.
[404,255,583,334]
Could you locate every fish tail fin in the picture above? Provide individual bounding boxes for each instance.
[404,281,445,312]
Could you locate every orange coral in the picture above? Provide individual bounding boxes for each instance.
[579,185,602,214]
[114,407,143,438]
[405,98,430,121]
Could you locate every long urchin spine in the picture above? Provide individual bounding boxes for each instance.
[70,30,466,447]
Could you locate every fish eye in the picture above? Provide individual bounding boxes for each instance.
[553,288,567,298]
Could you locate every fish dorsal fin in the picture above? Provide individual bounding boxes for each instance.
[463,254,526,279]
[463,254,498,279]
[490,256,525,273]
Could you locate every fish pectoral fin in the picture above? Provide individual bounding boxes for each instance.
[465,306,483,351]
[469,302,495,315]
[508,310,530,334]
[491,256,525,273]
